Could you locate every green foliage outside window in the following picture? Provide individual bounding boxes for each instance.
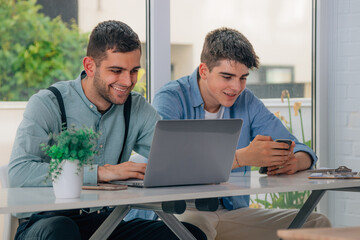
[0,0,88,101]
[0,0,147,101]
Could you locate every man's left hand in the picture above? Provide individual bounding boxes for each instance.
[267,152,298,175]
[267,141,299,175]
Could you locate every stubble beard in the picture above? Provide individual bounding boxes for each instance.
[93,71,130,106]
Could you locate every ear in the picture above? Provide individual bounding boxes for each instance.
[198,63,209,80]
[83,56,96,77]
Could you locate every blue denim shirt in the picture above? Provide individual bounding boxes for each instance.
[152,68,317,211]
[125,68,317,221]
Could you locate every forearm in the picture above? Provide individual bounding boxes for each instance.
[294,151,312,171]
[234,147,249,168]
[97,164,120,182]
[9,158,52,187]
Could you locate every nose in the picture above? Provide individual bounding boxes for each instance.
[231,79,242,92]
[120,72,132,87]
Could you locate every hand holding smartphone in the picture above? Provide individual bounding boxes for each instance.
[258,139,292,174]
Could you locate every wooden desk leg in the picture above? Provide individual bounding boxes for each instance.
[89,205,131,240]
[287,189,326,229]
[155,211,197,240]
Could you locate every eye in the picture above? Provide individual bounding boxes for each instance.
[111,70,122,74]
[222,75,231,80]
[130,69,139,74]
[240,77,247,81]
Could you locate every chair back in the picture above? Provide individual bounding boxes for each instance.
[0,164,9,188]
[0,164,17,240]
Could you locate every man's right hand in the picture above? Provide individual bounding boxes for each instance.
[97,161,147,182]
[235,135,291,167]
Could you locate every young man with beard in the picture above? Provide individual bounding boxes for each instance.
[8,20,206,240]
[151,27,331,240]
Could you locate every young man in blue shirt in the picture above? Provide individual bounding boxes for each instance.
[9,20,205,240]
[152,27,330,240]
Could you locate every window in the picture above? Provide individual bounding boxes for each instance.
[0,0,147,101]
[0,0,147,167]
[1,0,315,210]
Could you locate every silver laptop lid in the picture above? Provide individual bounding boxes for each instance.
[143,119,243,187]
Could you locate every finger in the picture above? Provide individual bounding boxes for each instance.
[121,162,147,171]
[267,165,290,175]
[120,171,145,180]
[284,169,296,175]
[254,135,272,141]
[126,165,146,174]
[273,142,292,150]
[267,165,285,171]
[281,165,296,175]
[290,141,295,152]
[279,160,298,175]
[127,172,145,180]
[271,149,291,157]
[267,156,289,165]
[267,162,287,169]
[124,162,147,168]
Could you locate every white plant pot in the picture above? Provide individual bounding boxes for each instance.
[52,160,83,199]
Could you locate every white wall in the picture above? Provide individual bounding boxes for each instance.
[0,102,26,166]
[78,0,312,84]
[170,0,312,83]
[78,0,147,41]
[317,0,360,226]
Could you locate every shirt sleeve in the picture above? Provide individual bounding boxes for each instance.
[131,94,161,158]
[247,92,317,168]
[8,92,62,187]
[152,89,184,120]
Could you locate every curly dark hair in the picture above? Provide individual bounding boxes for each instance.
[200,27,259,71]
[87,20,141,66]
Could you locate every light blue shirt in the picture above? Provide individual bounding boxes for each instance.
[8,71,160,218]
[152,68,317,210]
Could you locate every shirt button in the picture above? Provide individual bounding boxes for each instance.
[99,145,103,148]
[90,105,93,108]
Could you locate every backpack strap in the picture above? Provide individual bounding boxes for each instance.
[118,95,132,163]
[47,86,131,163]
[47,86,67,130]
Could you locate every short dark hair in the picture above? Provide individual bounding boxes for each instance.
[200,27,259,71]
[87,20,141,66]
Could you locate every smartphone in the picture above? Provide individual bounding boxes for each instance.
[82,183,128,191]
[258,139,292,174]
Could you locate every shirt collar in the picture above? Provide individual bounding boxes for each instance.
[73,70,114,115]
[189,67,233,119]
[189,67,204,108]
[73,70,88,102]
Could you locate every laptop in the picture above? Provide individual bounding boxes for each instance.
[112,119,243,188]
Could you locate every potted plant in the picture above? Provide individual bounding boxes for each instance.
[41,125,99,198]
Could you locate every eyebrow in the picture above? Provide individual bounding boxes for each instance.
[107,66,141,71]
[219,72,249,78]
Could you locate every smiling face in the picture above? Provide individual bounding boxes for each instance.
[82,49,141,111]
[198,59,249,113]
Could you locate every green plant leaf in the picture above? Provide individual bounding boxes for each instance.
[41,124,99,181]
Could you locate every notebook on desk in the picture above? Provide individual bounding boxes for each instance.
[111,119,243,188]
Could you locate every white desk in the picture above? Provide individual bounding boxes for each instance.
[1,171,360,239]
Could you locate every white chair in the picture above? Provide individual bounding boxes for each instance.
[0,164,18,240]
